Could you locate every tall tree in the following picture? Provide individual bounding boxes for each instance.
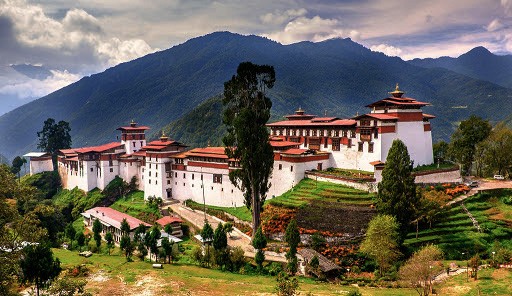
[11,156,26,179]
[65,223,76,249]
[120,218,130,236]
[479,122,512,176]
[376,139,419,239]
[449,115,491,175]
[284,219,300,274]
[222,62,275,237]
[19,243,62,296]
[105,232,114,255]
[360,215,401,276]
[92,219,102,252]
[201,221,214,267]
[399,245,443,296]
[36,118,72,169]
[252,226,267,270]
[75,232,85,252]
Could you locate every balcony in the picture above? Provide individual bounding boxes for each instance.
[171,164,187,171]
[360,134,372,142]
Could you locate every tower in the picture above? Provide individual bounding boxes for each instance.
[116,120,150,154]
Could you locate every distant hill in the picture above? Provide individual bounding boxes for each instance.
[409,47,512,89]
[2,32,512,159]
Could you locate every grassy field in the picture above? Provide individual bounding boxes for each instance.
[268,178,375,208]
[53,247,418,296]
[436,267,512,295]
[186,200,252,222]
[110,190,161,223]
[412,162,458,172]
[405,190,512,258]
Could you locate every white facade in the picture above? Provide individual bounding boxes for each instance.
[24,152,53,175]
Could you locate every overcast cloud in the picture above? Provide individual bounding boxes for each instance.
[1,0,512,112]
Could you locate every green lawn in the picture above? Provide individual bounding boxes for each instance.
[186,200,252,222]
[53,248,418,296]
[405,190,512,258]
[110,190,160,223]
[412,162,458,172]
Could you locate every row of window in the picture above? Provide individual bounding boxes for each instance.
[272,128,356,138]
[277,164,294,172]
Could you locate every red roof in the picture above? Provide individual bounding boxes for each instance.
[116,126,150,131]
[270,140,300,147]
[311,117,338,122]
[281,148,308,155]
[156,216,183,226]
[353,113,398,120]
[83,207,150,230]
[423,113,436,119]
[267,119,356,127]
[370,160,385,166]
[131,151,147,157]
[60,142,124,155]
[366,97,430,108]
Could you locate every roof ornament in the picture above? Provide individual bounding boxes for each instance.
[130,119,137,127]
[296,106,305,115]
[389,83,405,98]
[207,140,211,147]
[324,109,327,116]
[160,130,169,142]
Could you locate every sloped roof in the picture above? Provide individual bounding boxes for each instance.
[267,119,356,127]
[60,142,123,155]
[156,216,183,225]
[298,248,341,273]
[82,207,150,230]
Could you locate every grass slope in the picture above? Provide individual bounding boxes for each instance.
[405,189,512,258]
[110,191,161,224]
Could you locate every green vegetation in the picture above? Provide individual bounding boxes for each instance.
[110,191,160,223]
[322,167,374,179]
[413,162,458,172]
[269,178,374,209]
[21,171,61,199]
[186,200,252,222]
[405,190,512,259]
[52,187,104,218]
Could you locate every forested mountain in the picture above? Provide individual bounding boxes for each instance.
[409,47,512,89]
[1,31,512,160]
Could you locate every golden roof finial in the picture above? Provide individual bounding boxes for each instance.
[130,119,137,127]
[162,130,166,137]
[207,140,211,147]
[389,83,405,98]
[160,130,169,141]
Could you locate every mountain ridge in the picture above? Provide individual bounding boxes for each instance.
[1,32,512,160]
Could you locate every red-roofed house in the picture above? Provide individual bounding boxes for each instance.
[156,216,183,237]
[82,207,151,243]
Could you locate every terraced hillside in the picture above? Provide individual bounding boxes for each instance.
[404,189,512,259]
[267,179,376,236]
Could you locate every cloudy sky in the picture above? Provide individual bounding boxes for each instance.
[1,0,512,113]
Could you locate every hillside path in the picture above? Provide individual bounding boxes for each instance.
[166,202,287,263]
[447,179,512,205]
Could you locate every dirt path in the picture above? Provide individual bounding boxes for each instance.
[168,203,287,263]
[447,179,512,205]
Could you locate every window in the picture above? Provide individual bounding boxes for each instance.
[342,130,347,137]
[324,137,328,148]
[140,141,143,146]
[278,164,282,170]
[350,130,356,138]
[332,138,340,151]
[110,168,113,173]
[149,179,151,184]
[369,143,374,153]
[149,164,151,169]
[167,180,170,185]
[358,142,363,152]
[156,180,158,185]
[155,172,158,178]
[156,164,158,169]
[290,166,294,172]
[374,129,379,139]
[149,171,151,177]
[109,160,113,166]
[213,174,222,184]
[90,168,93,172]
[133,142,135,147]
[183,173,186,178]
[192,174,195,180]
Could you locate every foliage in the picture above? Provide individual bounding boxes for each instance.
[418,190,451,229]
[21,171,61,199]
[399,245,443,296]
[120,218,130,236]
[19,243,62,296]
[105,232,114,255]
[65,223,76,249]
[75,232,85,251]
[36,118,72,168]
[476,122,512,177]
[47,278,91,296]
[275,272,299,296]
[145,226,161,262]
[222,61,275,235]
[119,235,133,259]
[10,156,26,179]
[213,223,228,251]
[32,204,66,245]
[160,237,174,264]
[432,141,450,163]
[376,139,419,240]
[449,115,491,175]
[252,226,267,270]
[285,219,300,274]
[469,255,481,279]
[360,215,402,275]
[310,232,326,251]
[92,219,102,251]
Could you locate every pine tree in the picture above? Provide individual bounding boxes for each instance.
[252,226,267,270]
[92,219,102,252]
[222,62,275,238]
[376,139,419,240]
[284,219,300,274]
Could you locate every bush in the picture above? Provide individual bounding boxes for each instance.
[347,290,362,296]
[266,262,283,276]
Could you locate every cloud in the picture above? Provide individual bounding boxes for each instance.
[0,0,157,72]
[502,0,512,16]
[370,44,402,57]
[486,18,504,32]
[0,69,80,99]
[260,8,307,25]
[264,15,361,44]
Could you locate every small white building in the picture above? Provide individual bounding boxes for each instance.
[23,152,53,175]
